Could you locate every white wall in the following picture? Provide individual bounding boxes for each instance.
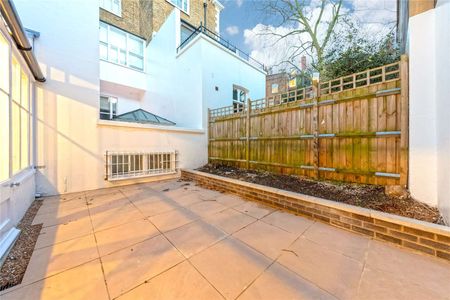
[147,9,266,129]
[12,3,265,195]
[100,60,147,93]
[409,0,450,223]
[15,0,102,195]
[200,37,266,110]
[435,0,450,223]
[408,9,437,206]
[13,2,209,195]
[146,10,204,129]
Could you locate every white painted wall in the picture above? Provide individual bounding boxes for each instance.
[146,10,204,129]
[11,3,265,195]
[146,9,266,129]
[409,0,450,223]
[100,60,147,93]
[435,0,450,223]
[15,0,102,195]
[408,9,437,206]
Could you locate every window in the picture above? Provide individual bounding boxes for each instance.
[99,0,121,16]
[99,22,145,71]
[289,77,297,89]
[100,96,118,120]
[106,152,177,180]
[180,23,195,45]
[111,154,143,177]
[271,83,279,94]
[0,31,32,182]
[232,85,247,113]
[167,0,189,14]
[0,32,9,182]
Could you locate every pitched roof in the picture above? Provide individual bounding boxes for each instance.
[113,109,176,126]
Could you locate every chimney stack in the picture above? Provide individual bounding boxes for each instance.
[300,56,307,71]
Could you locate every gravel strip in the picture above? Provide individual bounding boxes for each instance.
[0,200,43,291]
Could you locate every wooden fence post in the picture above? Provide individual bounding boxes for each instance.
[246,98,251,169]
[207,108,211,164]
[312,80,320,180]
[399,55,409,186]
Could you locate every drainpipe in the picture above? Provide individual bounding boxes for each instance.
[0,0,45,82]
[203,0,207,30]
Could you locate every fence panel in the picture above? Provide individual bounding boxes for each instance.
[208,57,408,186]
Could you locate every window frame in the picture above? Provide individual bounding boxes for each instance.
[99,22,145,72]
[166,0,190,15]
[0,27,33,183]
[232,85,248,113]
[99,0,122,17]
[99,95,118,120]
[271,83,279,94]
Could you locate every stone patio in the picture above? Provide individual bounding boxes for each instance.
[1,179,449,300]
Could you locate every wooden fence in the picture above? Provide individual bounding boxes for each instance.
[208,56,409,186]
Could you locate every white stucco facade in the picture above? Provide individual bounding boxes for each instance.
[11,1,265,196]
[409,0,450,223]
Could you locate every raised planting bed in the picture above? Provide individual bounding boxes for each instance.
[182,169,450,262]
[198,164,443,224]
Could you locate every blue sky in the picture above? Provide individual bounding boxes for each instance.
[219,0,265,53]
[217,0,396,68]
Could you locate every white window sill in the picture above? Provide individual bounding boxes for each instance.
[97,119,205,134]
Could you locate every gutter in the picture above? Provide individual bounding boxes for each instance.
[0,0,45,82]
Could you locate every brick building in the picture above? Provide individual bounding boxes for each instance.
[100,0,222,42]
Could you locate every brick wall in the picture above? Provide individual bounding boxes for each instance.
[100,0,219,43]
[153,0,218,34]
[266,73,289,98]
[100,0,145,38]
[182,169,450,262]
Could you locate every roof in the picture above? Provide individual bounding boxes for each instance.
[113,109,176,126]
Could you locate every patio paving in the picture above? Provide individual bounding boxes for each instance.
[1,179,450,300]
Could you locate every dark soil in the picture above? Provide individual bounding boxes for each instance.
[0,200,43,291]
[198,164,444,225]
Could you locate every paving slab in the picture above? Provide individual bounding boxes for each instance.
[190,237,272,299]
[238,262,337,300]
[149,207,199,232]
[95,218,160,256]
[204,208,256,234]
[302,221,370,262]
[101,234,185,298]
[277,237,364,299]
[0,260,108,300]
[165,219,227,257]
[34,217,93,249]
[233,220,298,260]
[233,201,276,219]
[8,179,449,300]
[22,234,99,284]
[261,210,314,236]
[117,260,223,300]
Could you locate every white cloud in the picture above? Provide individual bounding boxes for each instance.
[236,0,243,7]
[226,25,240,36]
[243,0,396,72]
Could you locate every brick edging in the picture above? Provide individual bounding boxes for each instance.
[181,169,450,262]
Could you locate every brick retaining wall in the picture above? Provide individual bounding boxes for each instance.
[182,169,450,262]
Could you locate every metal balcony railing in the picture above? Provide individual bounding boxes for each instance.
[177,25,266,71]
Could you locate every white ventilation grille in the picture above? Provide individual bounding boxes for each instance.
[105,151,178,181]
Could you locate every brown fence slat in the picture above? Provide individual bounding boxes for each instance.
[208,58,408,186]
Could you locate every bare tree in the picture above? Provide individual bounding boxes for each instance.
[258,0,344,73]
